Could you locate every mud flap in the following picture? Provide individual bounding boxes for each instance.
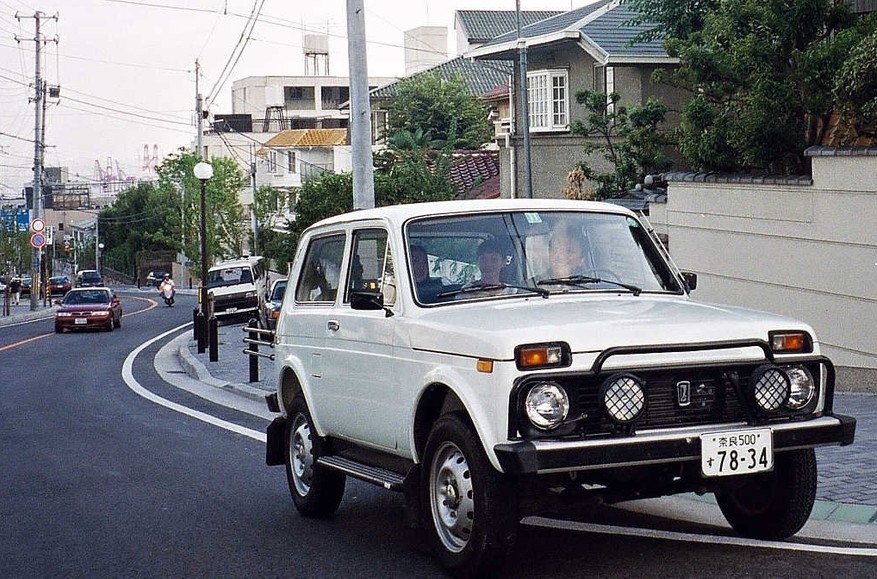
[266,416,286,466]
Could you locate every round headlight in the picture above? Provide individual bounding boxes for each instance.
[750,365,790,413]
[785,366,815,410]
[600,374,646,424]
[524,382,569,430]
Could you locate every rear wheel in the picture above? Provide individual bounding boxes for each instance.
[421,413,518,577]
[716,448,817,539]
[114,313,121,328]
[285,395,346,517]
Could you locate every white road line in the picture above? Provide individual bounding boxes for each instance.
[524,516,877,557]
[121,323,266,443]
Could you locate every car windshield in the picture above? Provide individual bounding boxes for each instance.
[80,273,101,282]
[50,277,67,284]
[64,290,110,305]
[208,266,252,288]
[406,210,682,305]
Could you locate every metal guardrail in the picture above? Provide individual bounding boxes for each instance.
[242,318,275,382]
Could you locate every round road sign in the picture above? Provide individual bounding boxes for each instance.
[30,232,46,249]
[31,218,45,233]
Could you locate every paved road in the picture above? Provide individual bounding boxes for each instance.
[4,289,876,525]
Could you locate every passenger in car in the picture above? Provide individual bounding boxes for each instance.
[549,221,593,278]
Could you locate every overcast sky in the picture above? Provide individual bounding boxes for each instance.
[0,0,589,198]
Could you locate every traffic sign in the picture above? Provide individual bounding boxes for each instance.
[30,232,46,249]
[31,218,45,233]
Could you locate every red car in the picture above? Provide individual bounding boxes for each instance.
[47,275,72,296]
[54,287,122,333]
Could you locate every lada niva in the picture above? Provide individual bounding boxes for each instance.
[265,199,855,577]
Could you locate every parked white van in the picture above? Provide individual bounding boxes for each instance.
[206,256,267,321]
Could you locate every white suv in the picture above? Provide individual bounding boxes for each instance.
[265,199,855,576]
[206,256,267,321]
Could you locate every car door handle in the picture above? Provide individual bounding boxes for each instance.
[327,320,340,331]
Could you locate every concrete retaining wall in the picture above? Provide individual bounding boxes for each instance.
[648,149,877,391]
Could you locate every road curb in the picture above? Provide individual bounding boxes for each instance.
[174,332,272,403]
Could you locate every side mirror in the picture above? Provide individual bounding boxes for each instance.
[681,271,698,292]
[350,290,384,311]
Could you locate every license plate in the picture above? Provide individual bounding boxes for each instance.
[700,428,773,477]
[75,318,87,325]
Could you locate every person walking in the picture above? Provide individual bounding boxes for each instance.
[9,276,21,305]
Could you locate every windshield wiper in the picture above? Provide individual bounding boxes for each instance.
[438,282,550,299]
[537,275,642,296]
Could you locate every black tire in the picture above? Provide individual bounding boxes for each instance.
[54,325,62,334]
[106,318,114,331]
[114,314,121,328]
[284,395,346,517]
[716,448,817,540]
[421,413,518,578]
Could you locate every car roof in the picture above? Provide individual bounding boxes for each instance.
[307,199,636,233]
[208,256,264,271]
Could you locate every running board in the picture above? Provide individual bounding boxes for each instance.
[317,456,406,491]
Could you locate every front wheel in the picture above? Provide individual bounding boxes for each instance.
[284,396,346,517]
[716,448,817,539]
[421,413,518,577]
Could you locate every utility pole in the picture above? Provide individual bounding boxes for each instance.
[515,0,533,198]
[250,143,258,255]
[346,0,375,209]
[16,11,58,310]
[196,59,204,159]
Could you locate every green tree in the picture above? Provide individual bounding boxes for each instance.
[570,90,672,199]
[834,28,877,137]
[99,182,180,275]
[387,72,492,150]
[625,0,874,173]
[155,149,247,265]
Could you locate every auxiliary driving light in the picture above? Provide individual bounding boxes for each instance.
[599,374,646,424]
[749,365,790,413]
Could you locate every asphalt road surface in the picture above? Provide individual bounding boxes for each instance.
[1,291,875,578]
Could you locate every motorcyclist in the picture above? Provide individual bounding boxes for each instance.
[159,273,176,306]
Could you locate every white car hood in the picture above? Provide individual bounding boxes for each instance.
[403,295,814,362]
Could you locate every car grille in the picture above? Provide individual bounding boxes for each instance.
[213,294,258,314]
[567,369,749,435]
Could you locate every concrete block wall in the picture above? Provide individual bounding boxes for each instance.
[649,149,877,377]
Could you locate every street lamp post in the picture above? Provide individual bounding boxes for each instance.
[193,161,213,353]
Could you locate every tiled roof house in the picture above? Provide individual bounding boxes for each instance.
[466,0,687,199]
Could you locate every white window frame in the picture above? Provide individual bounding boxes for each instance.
[268,150,278,174]
[527,69,569,132]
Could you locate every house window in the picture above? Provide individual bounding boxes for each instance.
[268,151,278,173]
[287,151,296,173]
[527,69,568,131]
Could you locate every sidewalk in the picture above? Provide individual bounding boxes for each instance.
[179,322,877,527]
[0,297,56,326]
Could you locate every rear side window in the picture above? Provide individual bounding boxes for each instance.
[295,234,345,303]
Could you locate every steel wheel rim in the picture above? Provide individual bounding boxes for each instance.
[290,414,314,496]
[429,441,475,553]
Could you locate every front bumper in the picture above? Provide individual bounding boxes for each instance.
[494,414,856,475]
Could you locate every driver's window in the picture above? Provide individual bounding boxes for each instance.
[346,229,396,307]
